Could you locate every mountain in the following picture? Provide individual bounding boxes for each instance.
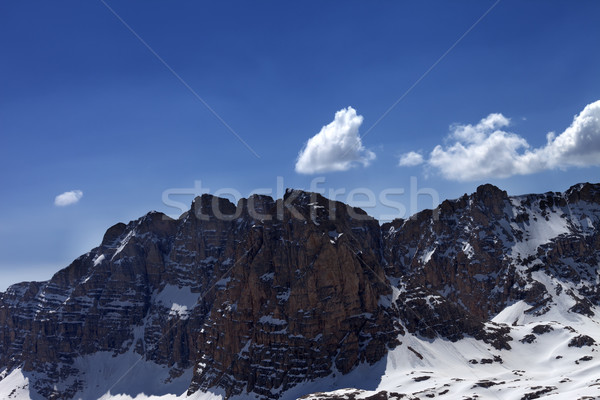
[1,183,599,399]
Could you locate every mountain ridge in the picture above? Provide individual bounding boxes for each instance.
[1,182,599,399]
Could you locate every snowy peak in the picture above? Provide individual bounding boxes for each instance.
[0,183,599,399]
[382,183,600,351]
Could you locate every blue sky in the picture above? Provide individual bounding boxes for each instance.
[1,1,600,290]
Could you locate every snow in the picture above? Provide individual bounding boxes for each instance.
[93,254,106,267]
[461,242,474,258]
[169,304,190,319]
[292,272,600,400]
[491,300,530,325]
[298,322,600,400]
[508,198,572,259]
[111,230,135,260]
[238,340,251,356]
[259,272,274,282]
[214,277,231,287]
[0,350,223,400]
[0,369,30,399]
[378,285,401,308]
[258,315,287,325]
[154,285,200,319]
[276,289,290,302]
[420,247,436,264]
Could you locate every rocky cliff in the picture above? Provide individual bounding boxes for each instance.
[0,183,599,399]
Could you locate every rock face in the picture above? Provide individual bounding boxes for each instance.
[383,183,600,333]
[0,183,599,399]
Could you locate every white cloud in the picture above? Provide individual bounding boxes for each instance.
[295,107,375,174]
[54,190,83,206]
[400,100,600,181]
[398,151,424,167]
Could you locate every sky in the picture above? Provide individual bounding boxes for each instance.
[1,1,600,290]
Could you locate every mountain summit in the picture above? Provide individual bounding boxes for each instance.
[1,183,599,399]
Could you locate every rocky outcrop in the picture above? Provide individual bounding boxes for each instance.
[0,183,599,399]
[188,191,398,397]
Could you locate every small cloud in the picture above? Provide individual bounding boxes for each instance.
[295,107,375,174]
[398,151,424,167]
[399,100,600,181]
[54,190,83,206]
